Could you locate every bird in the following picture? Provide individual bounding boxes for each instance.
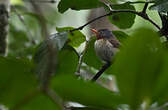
[91,28,120,81]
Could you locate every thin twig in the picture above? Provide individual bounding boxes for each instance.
[23,0,57,3]
[70,13,112,32]
[70,9,161,33]
[142,2,149,13]
[91,62,111,82]
[75,40,90,76]
[126,1,154,4]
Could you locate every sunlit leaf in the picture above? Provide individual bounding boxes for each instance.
[56,27,86,48]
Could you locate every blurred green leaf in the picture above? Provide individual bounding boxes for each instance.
[112,31,129,43]
[0,56,37,108]
[11,0,24,5]
[83,37,103,70]
[20,93,61,110]
[58,0,103,13]
[8,24,35,57]
[56,45,79,74]
[150,0,168,12]
[113,28,162,109]
[152,51,168,105]
[108,3,136,29]
[56,27,86,48]
[34,32,68,80]
[51,75,123,109]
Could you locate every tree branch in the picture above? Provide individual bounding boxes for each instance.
[23,0,57,3]
[70,9,161,33]
[126,1,154,4]
[0,3,9,56]
[142,2,149,14]
[91,62,111,82]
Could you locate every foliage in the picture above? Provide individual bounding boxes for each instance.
[1,0,168,110]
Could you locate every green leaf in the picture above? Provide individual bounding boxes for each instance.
[0,56,37,108]
[56,27,86,48]
[83,37,103,70]
[113,28,162,109]
[34,32,68,80]
[150,0,168,12]
[108,3,136,29]
[58,0,103,13]
[56,45,79,75]
[51,75,123,109]
[152,51,168,105]
[112,31,129,43]
[20,93,61,110]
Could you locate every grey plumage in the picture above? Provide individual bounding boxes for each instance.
[94,29,120,62]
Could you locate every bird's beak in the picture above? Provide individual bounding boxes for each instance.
[91,28,99,36]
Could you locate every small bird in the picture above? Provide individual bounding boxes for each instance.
[91,28,120,63]
[91,28,120,81]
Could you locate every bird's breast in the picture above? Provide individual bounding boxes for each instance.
[94,39,118,62]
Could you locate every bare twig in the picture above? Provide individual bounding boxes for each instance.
[142,2,149,13]
[23,0,57,3]
[75,40,90,76]
[126,1,154,4]
[70,9,161,33]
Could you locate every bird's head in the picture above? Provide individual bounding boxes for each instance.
[91,28,114,40]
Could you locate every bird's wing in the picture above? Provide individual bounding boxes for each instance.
[108,37,121,48]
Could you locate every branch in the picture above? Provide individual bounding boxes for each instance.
[75,40,90,76]
[70,13,112,32]
[142,2,149,14]
[23,0,57,3]
[70,9,161,33]
[126,1,154,4]
[91,62,111,82]
[0,4,9,56]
